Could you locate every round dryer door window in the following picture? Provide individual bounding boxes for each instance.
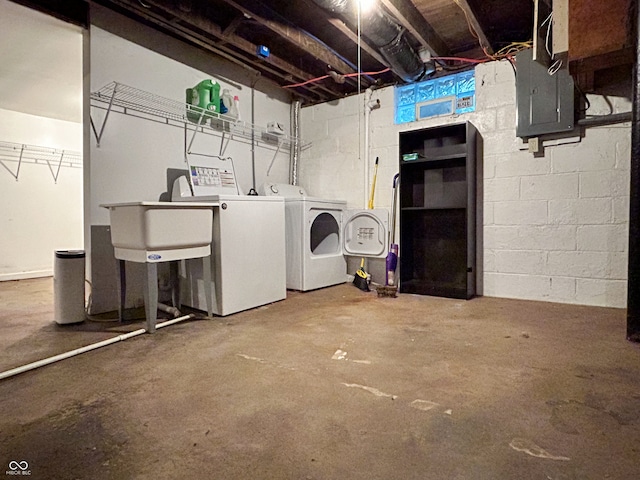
[310,212,340,255]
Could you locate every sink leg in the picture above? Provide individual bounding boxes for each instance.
[170,261,180,308]
[144,262,158,333]
[203,255,213,318]
[117,259,126,322]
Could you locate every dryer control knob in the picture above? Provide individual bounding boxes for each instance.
[298,189,304,196]
[270,185,279,194]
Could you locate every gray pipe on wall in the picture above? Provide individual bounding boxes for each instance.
[577,112,632,127]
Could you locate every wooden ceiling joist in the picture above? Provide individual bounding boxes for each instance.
[379,0,450,56]
[327,17,390,68]
[221,14,245,37]
[218,0,368,89]
[104,0,343,101]
[144,0,344,96]
[451,0,494,55]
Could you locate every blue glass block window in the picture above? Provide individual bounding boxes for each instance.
[454,69,476,114]
[396,84,416,105]
[394,84,417,123]
[416,81,436,102]
[395,68,476,124]
[418,98,455,119]
[435,76,456,97]
[456,69,475,93]
[395,104,416,124]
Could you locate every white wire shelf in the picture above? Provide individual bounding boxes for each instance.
[90,82,302,152]
[0,140,82,182]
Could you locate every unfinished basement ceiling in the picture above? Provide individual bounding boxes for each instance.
[90,0,534,104]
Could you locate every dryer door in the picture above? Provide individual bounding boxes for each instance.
[343,209,389,257]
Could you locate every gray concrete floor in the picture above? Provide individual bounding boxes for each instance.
[1,277,640,479]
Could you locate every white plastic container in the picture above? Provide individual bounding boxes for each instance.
[54,250,86,325]
[229,95,240,120]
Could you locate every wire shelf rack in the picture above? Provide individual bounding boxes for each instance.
[0,140,82,182]
[90,82,301,152]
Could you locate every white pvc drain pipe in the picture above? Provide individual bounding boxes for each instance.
[0,314,195,381]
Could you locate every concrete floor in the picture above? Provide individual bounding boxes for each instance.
[1,277,640,479]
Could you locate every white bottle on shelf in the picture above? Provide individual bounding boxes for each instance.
[229,95,240,121]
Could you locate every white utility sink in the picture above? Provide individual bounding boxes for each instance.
[101,201,216,333]
[101,201,217,263]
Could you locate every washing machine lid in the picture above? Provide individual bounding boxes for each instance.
[343,208,389,258]
[175,194,283,203]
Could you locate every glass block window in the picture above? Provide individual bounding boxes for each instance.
[394,69,476,124]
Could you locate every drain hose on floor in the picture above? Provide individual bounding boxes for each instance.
[0,314,195,381]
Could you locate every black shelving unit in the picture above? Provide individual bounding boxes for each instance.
[399,122,482,299]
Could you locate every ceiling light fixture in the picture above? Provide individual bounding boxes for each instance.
[357,0,376,14]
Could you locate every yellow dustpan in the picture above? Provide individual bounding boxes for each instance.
[353,157,379,291]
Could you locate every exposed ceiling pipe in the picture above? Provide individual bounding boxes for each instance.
[311,0,432,83]
[290,99,301,185]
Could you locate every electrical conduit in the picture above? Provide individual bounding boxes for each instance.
[363,87,381,207]
[364,87,373,207]
[0,314,195,381]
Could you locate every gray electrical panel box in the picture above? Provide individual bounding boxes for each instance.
[516,48,575,138]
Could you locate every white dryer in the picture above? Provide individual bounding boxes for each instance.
[260,182,388,291]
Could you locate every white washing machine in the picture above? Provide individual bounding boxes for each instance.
[173,159,286,315]
[260,182,388,291]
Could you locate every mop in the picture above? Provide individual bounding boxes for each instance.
[377,173,399,298]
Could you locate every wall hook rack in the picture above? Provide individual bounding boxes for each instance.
[0,140,81,183]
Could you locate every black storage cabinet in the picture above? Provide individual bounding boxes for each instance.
[399,121,481,299]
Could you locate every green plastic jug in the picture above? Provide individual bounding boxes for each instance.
[186,80,221,124]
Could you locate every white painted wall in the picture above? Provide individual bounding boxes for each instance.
[89,27,292,225]
[0,108,83,280]
[0,0,83,282]
[0,0,82,123]
[300,60,631,308]
[88,15,293,312]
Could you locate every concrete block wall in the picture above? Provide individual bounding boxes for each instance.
[300,60,631,308]
[300,96,366,206]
